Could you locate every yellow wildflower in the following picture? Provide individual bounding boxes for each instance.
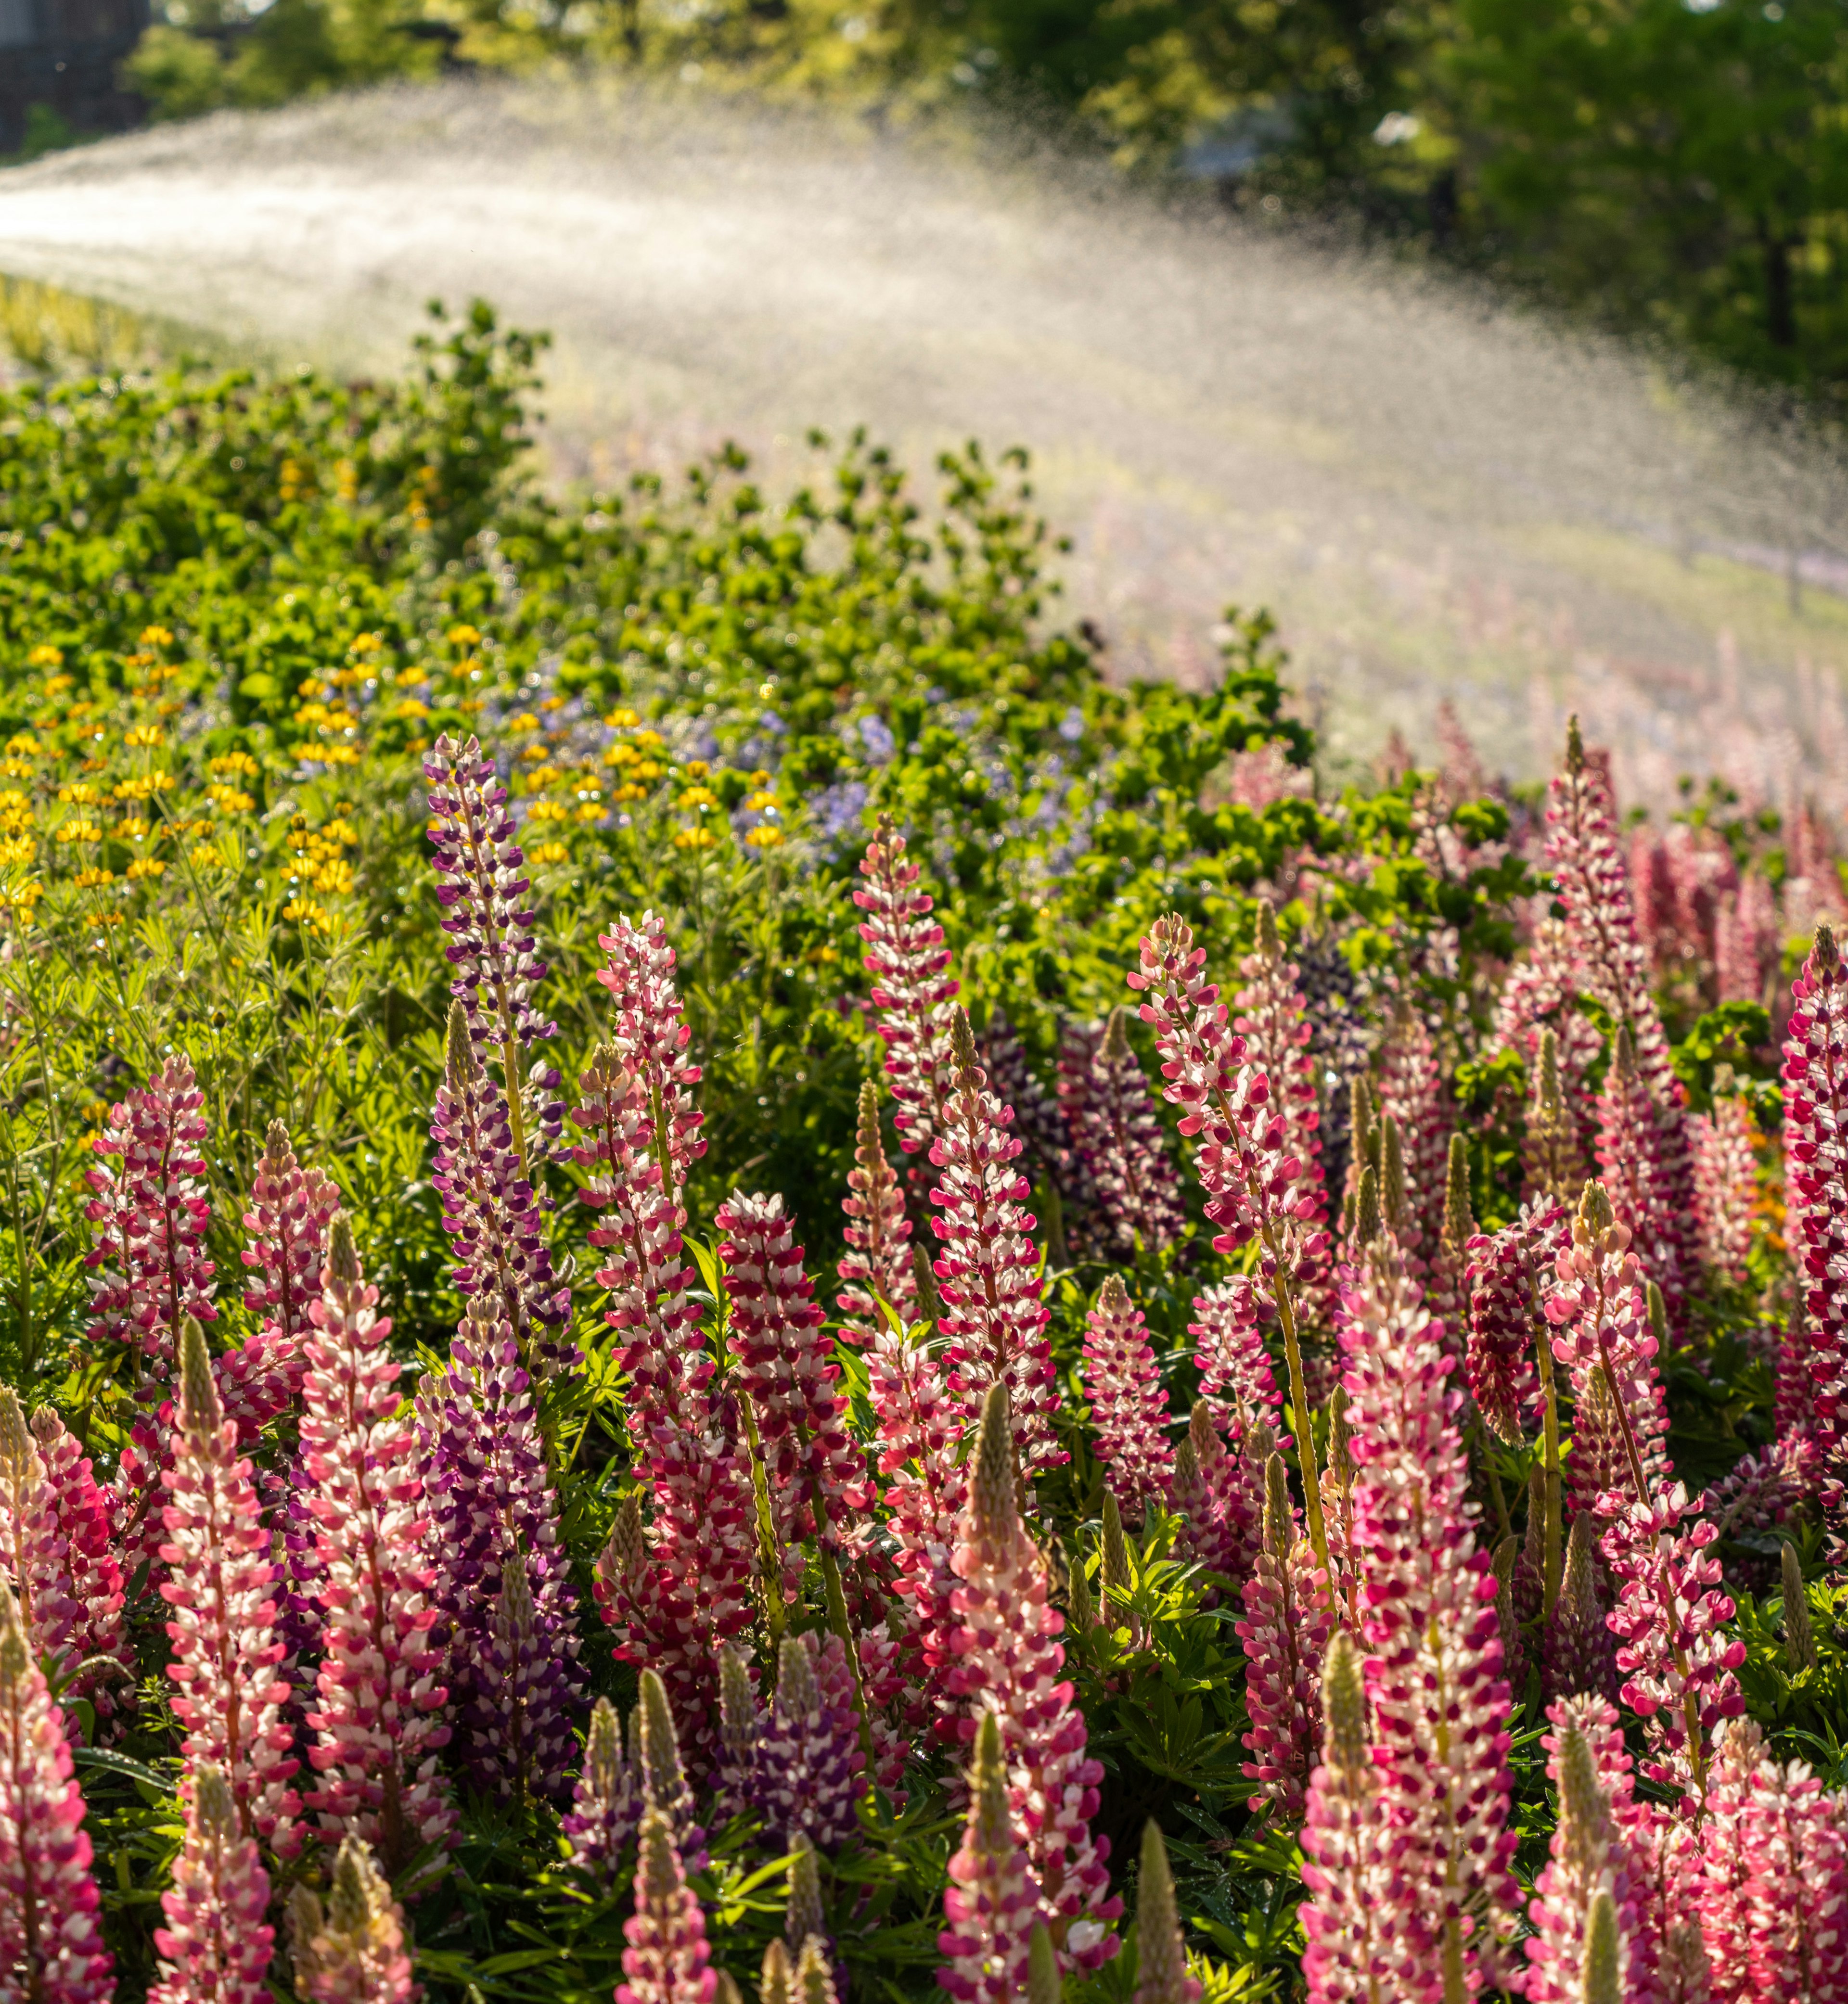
[309,859,355,895]
[73,866,114,888]
[749,768,771,786]
[0,882,44,911]
[633,729,665,750]
[526,801,570,824]
[210,752,259,778]
[0,838,32,867]
[604,707,640,729]
[575,803,604,824]
[744,790,780,813]
[395,699,431,722]
[506,714,540,735]
[323,819,358,846]
[446,625,482,648]
[348,632,384,657]
[611,784,647,804]
[124,726,164,750]
[678,786,719,812]
[26,646,63,669]
[283,899,331,932]
[634,761,663,782]
[207,786,256,814]
[56,820,103,845]
[684,760,711,779]
[125,858,166,882]
[530,841,570,866]
[317,746,362,767]
[43,676,72,697]
[57,784,101,807]
[745,826,786,850]
[4,737,36,758]
[0,762,30,781]
[539,695,567,713]
[190,843,222,869]
[672,827,718,852]
[604,743,639,768]
[139,626,174,649]
[119,817,152,842]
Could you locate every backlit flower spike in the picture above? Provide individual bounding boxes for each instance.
[300,1216,454,1875]
[753,1632,864,1854]
[1169,1400,1269,1596]
[1725,1729,1848,1997]
[1694,1717,1773,1999]
[1542,1514,1618,1706]
[563,1696,641,1889]
[637,1667,707,1875]
[1234,1453,1334,1820]
[784,1838,826,1963]
[1026,1927,1059,2004]
[1524,1027,1587,1209]
[836,1081,917,1345]
[27,1406,128,1725]
[1428,1132,1474,1344]
[1545,1182,1672,1520]
[936,1710,1040,2004]
[761,1939,794,2004]
[0,1580,113,2004]
[1464,1200,1564,1446]
[1377,999,1449,1267]
[1779,920,1848,1467]
[1523,1701,1642,2004]
[1316,1387,1360,1630]
[793,1938,839,2004]
[1298,1630,1387,2004]
[713,1646,762,1824]
[945,1383,1119,1968]
[160,1317,300,1855]
[1065,1008,1188,1259]
[1595,1026,1686,1320]
[1080,1276,1174,1513]
[1130,1823,1202,2004]
[1129,916,1331,1561]
[1691,1083,1755,1289]
[0,1389,75,1685]
[1544,719,1700,1306]
[1188,1280,1281,1435]
[287,1835,416,2004]
[150,1763,274,2004]
[719,1189,875,1553]
[616,1805,719,2004]
[1234,903,1329,1230]
[930,1009,1062,1473]
[223,1119,343,1442]
[1782,1542,1817,1675]
[1336,1233,1522,1991]
[853,814,959,1166]
[430,1002,574,1379]
[423,729,563,1179]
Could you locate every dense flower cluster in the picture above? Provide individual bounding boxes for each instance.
[1079,1276,1173,1512]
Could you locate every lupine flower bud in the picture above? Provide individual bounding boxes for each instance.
[0,1581,113,2004]
[1581,1891,1619,2004]
[784,1837,825,1962]
[714,1647,761,1824]
[836,1082,917,1343]
[1061,1009,1188,1258]
[563,1697,640,1888]
[1081,1277,1174,1511]
[1428,1131,1475,1339]
[1782,1543,1816,1674]
[936,1710,1039,2003]
[1524,1027,1586,1208]
[1542,1515,1617,1706]
[854,816,958,1165]
[1027,1925,1059,2004]
[1235,1454,1334,1818]
[1378,1002,1448,1267]
[289,1835,415,2004]
[761,1940,794,2004]
[637,1668,706,1873]
[1299,1630,1388,2001]
[1100,1491,1132,1620]
[616,1807,718,2004]
[793,1938,838,2004]
[151,1763,274,2004]
[1130,1822,1200,2004]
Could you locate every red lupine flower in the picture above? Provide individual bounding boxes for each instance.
[424,730,564,1179]
[287,1836,417,2004]
[616,1807,719,2004]
[160,1319,300,1855]
[943,1384,1119,1972]
[150,1764,275,2004]
[720,1190,876,1553]
[1079,1277,1173,1513]
[1298,1631,1390,2004]
[0,1390,77,1698]
[854,816,958,1170]
[1464,1200,1564,1445]
[929,1010,1062,1475]
[1234,1455,1334,1820]
[1595,1027,1687,1320]
[936,1711,1039,2004]
[0,1581,113,2004]
[1060,1009,1187,1259]
[299,1218,453,1874]
[1691,1090,1756,1289]
[1336,1232,1521,1991]
[836,1081,917,1345]
[1378,1001,1448,1268]
[1188,1279,1282,1435]
[26,1406,128,1727]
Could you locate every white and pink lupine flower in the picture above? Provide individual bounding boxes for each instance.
[936,1710,1039,2004]
[288,1836,417,2004]
[1079,1276,1173,1513]
[151,1763,275,2004]
[836,1081,917,1344]
[616,1807,719,2004]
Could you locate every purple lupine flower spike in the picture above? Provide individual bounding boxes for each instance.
[564,1697,641,1888]
[754,1632,865,1853]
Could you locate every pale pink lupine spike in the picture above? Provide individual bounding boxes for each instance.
[287,1835,417,2004]
[160,1317,301,1856]
[935,1710,1040,2004]
[28,1407,128,1728]
[1377,1000,1449,1268]
[616,1806,720,2004]
[852,816,959,1167]
[1523,1699,1644,2004]
[1187,1280,1281,1434]
[0,1581,114,2004]
[1298,1631,1388,2003]
[150,1763,275,2004]
[1234,1454,1334,1819]
[1691,1085,1755,1289]
[1544,720,1701,1317]
[1336,1235,1522,1990]
[945,1384,1120,1970]
[1594,1026,1687,1318]
[1080,1276,1174,1512]
[0,1388,76,1692]
[300,1217,454,1875]
[929,1010,1063,1474]
[836,1080,917,1344]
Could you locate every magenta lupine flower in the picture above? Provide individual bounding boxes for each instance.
[1602,1482,1745,1795]
[936,1710,1039,2004]
[1235,1455,1334,1820]
[0,1391,77,1691]
[1544,720,1700,1309]
[1594,1027,1687,1319]
[1129,1823,1201,2004]
[287,1836,417,2004]
[1188,1281,1281,1434]
[1545,1184,1672,1519]
[1169,1401,1269,1597]
[1463,1200,1564,1444]
[28,1408,127,1728]
[423,731,564,1178]
[1079,1277,1174,1513]
[299,1218,453,1873]
[0,1582,113,2004]
[418,1300,582,1800]
[753,1632,866,1853]
[929,1011,1062,1474]
[836,1082,918,1345]
[1523,1698,1644,2004]
[719,1191,875,1553]
[150,1764,275,2004]
[1336,1235,1521,1991]
[564,1696,640,1889]
[1497,919,1603,1173]
[1059,1010,1187,1259]
[1542,1515,1618,1705]
[1233,906,1329,1230]
[1779,921,1848,1468]
[617,1806,719,2004]
[945,1384,1119,1971]
[221,1121,342,1444]
[1298,1631,1388,2004]
[1691,1091,1755,1288]
[1377,1001,1449,1267]
[854,816,959,1169]
[159,1318,300,1854]
[430,1004,575,1377]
